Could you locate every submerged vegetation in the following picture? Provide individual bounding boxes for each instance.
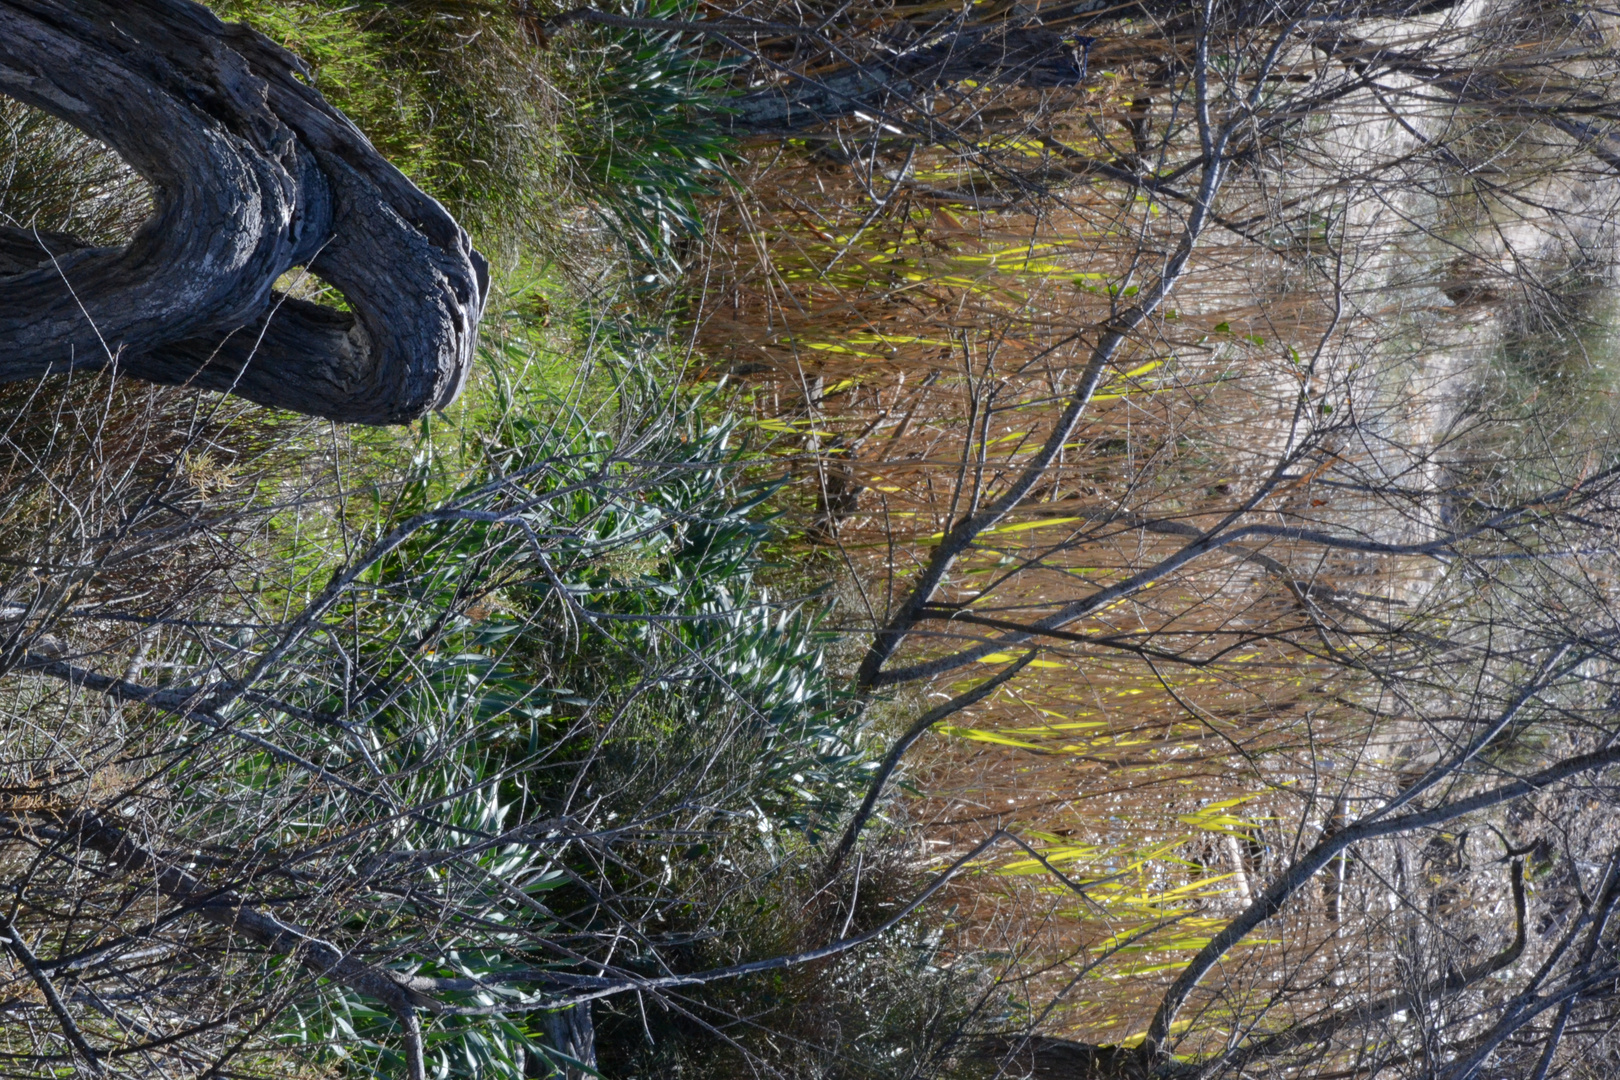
[10,0,1620,1078]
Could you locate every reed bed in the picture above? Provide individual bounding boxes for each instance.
[686,36,1542,1048]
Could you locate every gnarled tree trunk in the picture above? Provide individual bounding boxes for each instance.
[0,0,487,424]
[726,24,1099,135]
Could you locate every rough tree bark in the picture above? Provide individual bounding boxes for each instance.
[0,0,488,424]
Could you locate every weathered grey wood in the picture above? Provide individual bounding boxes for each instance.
[542,1004,597,1079]
[0,0,487,423]
[545,7,1121,137]
[726,25,1100,135]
